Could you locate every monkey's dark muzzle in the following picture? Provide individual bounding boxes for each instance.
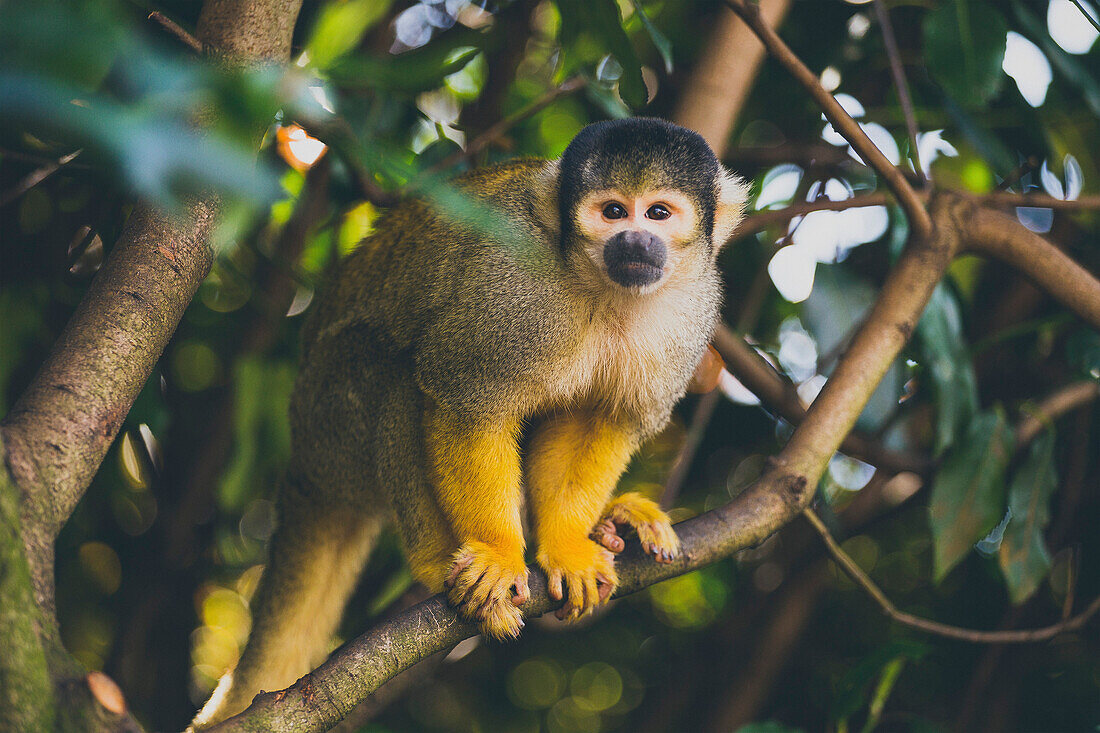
[603,230,667,288]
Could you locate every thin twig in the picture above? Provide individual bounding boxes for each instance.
[980,191,1100,211]
[734,193,893,238]
[1062,548,1078,621]
[723,0,933,242]
[148,11,204,54]
[662,389,720,508]
[1015,381,1100,448]
[733,188,1100,240]
[804,507,1100,643]
[0,150,81,208]
[430,76,587,173]
[873,0,922,181]
[1068,0,1100,32]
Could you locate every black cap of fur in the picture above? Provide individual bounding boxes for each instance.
[558,118,720,246]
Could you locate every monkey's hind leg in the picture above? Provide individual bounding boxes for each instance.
[191,473,383,728]
[594,492,680,564]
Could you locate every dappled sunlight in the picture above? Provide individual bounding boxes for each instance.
[1003,32,1052,107]
[1048,0,1099,54]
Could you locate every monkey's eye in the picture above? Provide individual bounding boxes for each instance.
[602,202,628,220]
[646,204,671,221]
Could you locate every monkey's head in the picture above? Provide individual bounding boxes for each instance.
[556,118,747,294]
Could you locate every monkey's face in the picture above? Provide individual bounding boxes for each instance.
[573,188,702,292]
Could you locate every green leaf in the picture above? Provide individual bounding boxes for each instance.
[328,45,481,92]
[1065,327,1100,378]
[916,284,980,457]
[998,430,1057,604]
[831,640,930,724]
[923,0,1008,108]
[556,0,647,108]
[305,0,395,70]
[929,406,1015,581]
[629,0,673,74]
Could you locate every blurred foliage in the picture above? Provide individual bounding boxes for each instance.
[2,0,1099,731]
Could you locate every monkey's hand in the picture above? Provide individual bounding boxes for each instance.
[444,540,530,640]
[537,538,618,621]
[593,492,681,564]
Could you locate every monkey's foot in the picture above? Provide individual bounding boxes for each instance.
[598,492,681,564]
[538,539,618,622]
[444,541,529,640]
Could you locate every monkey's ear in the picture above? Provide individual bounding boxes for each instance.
[531,159,561,239]
[713,166,749,252]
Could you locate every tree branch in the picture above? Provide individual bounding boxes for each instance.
[711,325,932,476]
[722,0,933,242]
[148,11,204,54]
[966,204,1100,330]
[430,76,587,173]
[804,507,1100,643]
[0,0,306,728]
[673,0,792,154]
[1015,381,1100,448]
[873,0,922,180]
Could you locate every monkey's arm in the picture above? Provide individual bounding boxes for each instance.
[527,412,676,620]
[423,403,530,639]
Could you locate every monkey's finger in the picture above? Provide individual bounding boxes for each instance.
[548,570,563,602]
[596,573,614,602]
[511,571,530,606]
[444,554,474,589]
[583,573,599,613]
[592,520,625,553]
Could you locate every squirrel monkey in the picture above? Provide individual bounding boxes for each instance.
[193,118,746,726]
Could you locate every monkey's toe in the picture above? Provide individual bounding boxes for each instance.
[445,541,528,640]
[539,540,618,622]
[600,492,681,563]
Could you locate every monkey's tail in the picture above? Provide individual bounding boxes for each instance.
[191,472,384,729]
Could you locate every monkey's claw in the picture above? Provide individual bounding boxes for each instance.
[599,492,681,564]
[538,539,618,622]
[445,541,529,640]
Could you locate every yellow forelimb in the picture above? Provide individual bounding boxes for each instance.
[527,412,637,619]
[424,404,529,638]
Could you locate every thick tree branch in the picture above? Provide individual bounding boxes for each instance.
[3,201,218,600]
[673,0,792,154]
[0,435,55,731]
[0,0,305,728]
[967,205,1100,329]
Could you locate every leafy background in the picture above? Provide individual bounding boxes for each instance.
[1,0,1098,730]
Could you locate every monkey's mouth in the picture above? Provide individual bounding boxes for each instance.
[607,260,664,288]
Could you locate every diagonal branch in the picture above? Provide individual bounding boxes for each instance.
[722,0,933,241]
[873,0,922,180]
